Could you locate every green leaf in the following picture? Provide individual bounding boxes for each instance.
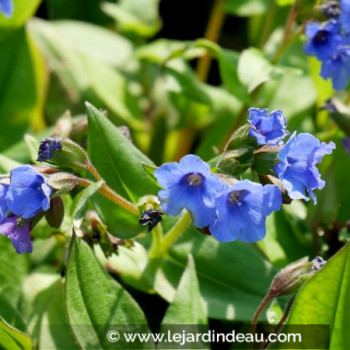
[24,134,40,164]
[65,234,152,349]
[276,0,295,6]
[0,28,46,150]
[102,0,161,38]
[162,255,207,325]
[238,48,273,93]
[222,0,268,16]
[0,317,33,350]
[24,276,79,350]
[259,205,313,268]
[87,102,158,238]
[70,181,103,224]
[0,293,27,332]
[217,49,252,103]
[281,242,350,349]
[136,39,205,64]
[46,0,110,25]
[29,19,142,127]
[0,154,21,173]
[145,227,278,321]
[0,235,30,306]
[141,162,160,188]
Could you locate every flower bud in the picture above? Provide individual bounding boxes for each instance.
[268,257,322,297]
[45,196,65,229]
[217,124,258,176]
[38,137,90,172]
[217,148,254,176]
[82,211,130,257]
[47,172,79,196]
[252,146,280,175]
[258,174,292,204]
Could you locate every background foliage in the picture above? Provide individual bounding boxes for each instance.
[0,0,349,349]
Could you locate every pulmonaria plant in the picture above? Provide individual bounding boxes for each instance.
[304,1,350,90]
[155,108,335,243]
[0,165,53,253]
[0,0,13,17]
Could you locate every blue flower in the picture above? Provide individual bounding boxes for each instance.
[248,108,289,146]
[274,133,335,204]
[209,180,282,242]
[304,20,346,61]
[340,0,350,34]
[154,154,225,228]
[5,165,52,219]
[0,184,8,222]
[320,46,350,90]
[0,216,32,254]
[37,137,62,162]
[0,0,13,17]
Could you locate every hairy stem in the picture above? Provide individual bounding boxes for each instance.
[86,162,103,181]
[77,178,139,215]
[148,225,164,259]
[249,294,273,350]
[149,211,192,259]
[260,295,296,350]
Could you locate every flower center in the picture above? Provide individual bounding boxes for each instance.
[228,190,246,205]
[184,173,203,186]
[314,30,329,44]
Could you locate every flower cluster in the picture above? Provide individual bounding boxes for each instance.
[304,0,350,90]
[155,107,335,242]
[0,0,13,17]
[0,165,52,253]
[155,154,282,242]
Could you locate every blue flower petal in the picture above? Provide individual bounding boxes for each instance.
[178,154,211,175]
[154,162,182,188]
[6,165,52,219]
[156,154,224,228]
[210,180,281,242]
[0,0,13,18]
[0,216,32,254]
[248,108,288,146]
[274,133,335,204]
[0,184,8,222]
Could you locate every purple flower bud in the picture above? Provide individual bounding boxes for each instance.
[37,137,62,162]
[0,216,32,254]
